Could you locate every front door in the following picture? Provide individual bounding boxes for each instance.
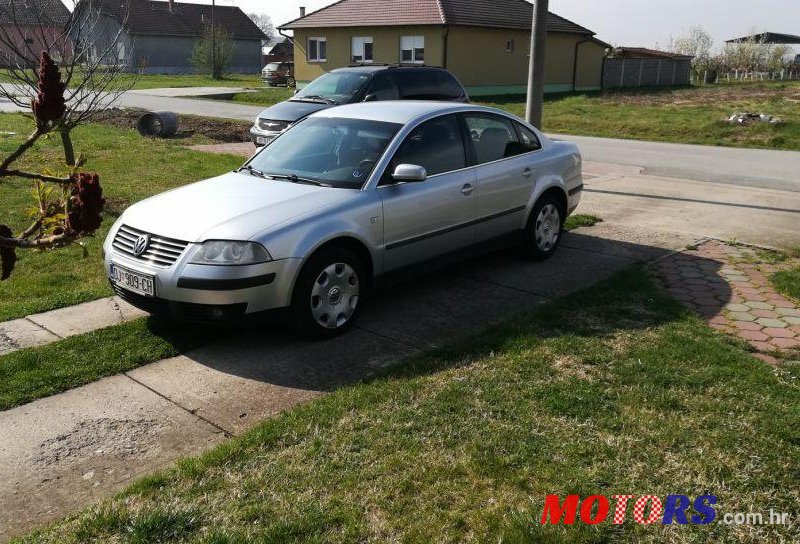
[378,114,478,271]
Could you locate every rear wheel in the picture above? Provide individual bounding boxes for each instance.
[290,247,365,338]
[520,194,564,260]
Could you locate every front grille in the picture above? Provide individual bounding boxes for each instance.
[258,119,289,132]
[112,224,189,268]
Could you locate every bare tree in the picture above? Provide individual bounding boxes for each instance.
[0,0,136,278]
[247,12,276,43]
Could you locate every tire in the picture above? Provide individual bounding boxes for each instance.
[520,194,565,260]
[287,77,296,88]
[290,247,366,338]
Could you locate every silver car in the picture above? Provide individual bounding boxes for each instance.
[105,102,582,337]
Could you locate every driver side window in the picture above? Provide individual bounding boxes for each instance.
[382,114,466,184]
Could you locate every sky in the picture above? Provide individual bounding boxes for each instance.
[190,0,800,52]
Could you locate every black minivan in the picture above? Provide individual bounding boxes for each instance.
[250,65,469,146]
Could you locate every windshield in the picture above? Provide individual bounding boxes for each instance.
[246,117,402,189]
[294,71,372,104]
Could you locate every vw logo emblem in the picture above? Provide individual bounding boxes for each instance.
[133,234,150,257]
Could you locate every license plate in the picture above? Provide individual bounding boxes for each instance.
[110,264,155,297]
[256,136,272,145]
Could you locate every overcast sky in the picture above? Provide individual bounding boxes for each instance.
[172,0,800,52]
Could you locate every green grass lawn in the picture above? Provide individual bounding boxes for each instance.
[230,87,294,107]
[479,81,800,151]
[0,318,214,411]
[21,267,800,543]
[121,73,264,90]
[771,267,800,303]
[0,71,265,90]
[0,114,244,321]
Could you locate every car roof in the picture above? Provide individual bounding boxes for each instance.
[330,65,448,74]
[309,101,513,125]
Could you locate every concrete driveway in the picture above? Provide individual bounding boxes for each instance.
[0,225,701,541]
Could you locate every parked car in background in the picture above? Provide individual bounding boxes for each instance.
[106,102,582,337]
[250,65,469,146]
[262,61,295,87]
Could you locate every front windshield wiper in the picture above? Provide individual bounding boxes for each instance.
[264,173,332,188]
[294,94,338,105]
[238,164,268,179]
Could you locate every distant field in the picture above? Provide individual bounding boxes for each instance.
[482,80,800,151]
[0,71,264,90]
[224,80,800,151]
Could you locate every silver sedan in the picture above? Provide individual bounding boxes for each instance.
[104,102,583,337]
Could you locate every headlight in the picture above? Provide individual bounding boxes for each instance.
[190,241,272,265]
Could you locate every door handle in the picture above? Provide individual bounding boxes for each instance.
[523,168,533,178]
[461,183,476,196]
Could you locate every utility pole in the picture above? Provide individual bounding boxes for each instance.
[211,0,216,78]
[525,0,549,128]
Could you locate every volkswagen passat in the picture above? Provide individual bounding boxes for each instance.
[105,102,583,337]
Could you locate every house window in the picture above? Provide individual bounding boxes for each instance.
[351,36,373,63]
[506,39,514,53]
[307,37,327,62]
[400,35,424,64]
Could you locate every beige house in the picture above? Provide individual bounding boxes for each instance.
[279,0,609,96]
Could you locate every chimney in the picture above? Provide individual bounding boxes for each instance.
[168,0,175,11]
[300,6,306,17]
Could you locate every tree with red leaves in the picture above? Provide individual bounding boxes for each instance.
[0,52,105,280]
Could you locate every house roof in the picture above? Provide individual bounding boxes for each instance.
[280,0,598,36]
[726,32,800,45]
[612,47,693,60]
[82,0,266,40]
[0,0,71,27]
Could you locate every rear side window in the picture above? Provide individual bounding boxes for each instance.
[367,73,400,100]
[387,114,466,179]
[396,70,464,100]
[515,122,543,152]
[463,113,525,165]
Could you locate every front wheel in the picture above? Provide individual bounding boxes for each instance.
[290,247,365,338]
[287,77,296,88]
[520,195,564,260]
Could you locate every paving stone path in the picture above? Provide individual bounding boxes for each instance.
[655,239,800,365]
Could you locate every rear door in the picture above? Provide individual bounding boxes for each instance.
[378,114,478,270]
[461,113,542,242]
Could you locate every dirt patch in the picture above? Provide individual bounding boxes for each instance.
[32,418,165,466]
[92,109,251,144]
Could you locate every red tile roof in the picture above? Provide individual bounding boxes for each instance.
[612,47,694,60]
[280,0,597,36]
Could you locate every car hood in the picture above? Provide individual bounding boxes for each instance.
[121,172,355,242]
[257,99,332,122]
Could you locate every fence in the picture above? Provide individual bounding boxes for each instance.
[700,70,800,84]
[603,58,692,89]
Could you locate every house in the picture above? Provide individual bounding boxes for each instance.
[603,47,693,88]
[263,37,293,65]
[278,0,610,96]
[73,0,266,74]
[0,0,72,67]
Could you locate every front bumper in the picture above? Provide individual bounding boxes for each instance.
[105,243,304,321]
[249,126,281,146]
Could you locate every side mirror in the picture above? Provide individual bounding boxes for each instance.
[363,93,378,102]
[392,164,427,182]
